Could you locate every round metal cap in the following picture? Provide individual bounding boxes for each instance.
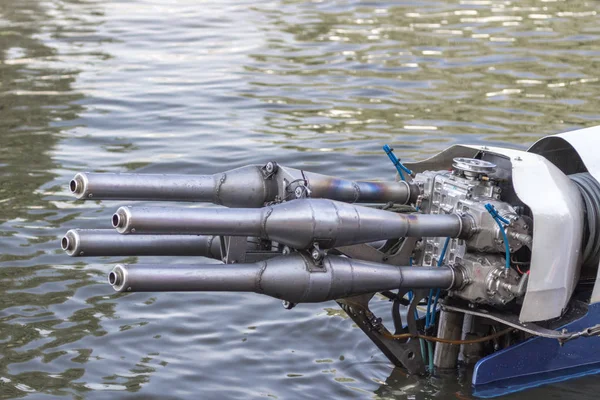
[452,157,496,178]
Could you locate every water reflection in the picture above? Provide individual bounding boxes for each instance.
[247,0,600,159]
[0,0,132,396]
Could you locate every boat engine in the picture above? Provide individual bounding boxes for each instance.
[61,125,600,393]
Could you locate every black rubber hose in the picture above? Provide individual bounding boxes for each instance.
[570,172,600,268]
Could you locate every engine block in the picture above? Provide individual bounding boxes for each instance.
[413,158,531,305]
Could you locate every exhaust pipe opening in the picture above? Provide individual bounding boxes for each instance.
[112,213,121,228]
[108,265,127,291]
[108,271,118,286]
[61,236,70,251]
[69,179,78,194]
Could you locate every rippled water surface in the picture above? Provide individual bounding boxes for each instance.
[1,0,600,398]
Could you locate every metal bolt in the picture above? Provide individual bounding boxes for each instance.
[88,193,93,198]
[127,287,132,292]
[131,228,136,233]
[265,161,278,175]
[79,251,84,256]
[294,186,304,198]
[282,300,296,310]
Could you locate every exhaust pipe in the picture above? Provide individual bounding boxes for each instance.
[69,166,274,207]
[111,199,465,249]
[291,167,415,204]
[108,253,460,303]
[70,165,415,206]
[61,229,222,258]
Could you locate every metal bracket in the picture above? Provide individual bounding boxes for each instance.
[336,244,385,263]
[219,236,248,264]
[337,294,426,374]
[335,238,417,266]
[385,237,418,266]
[261,161,278,179]
[305,244,327,272]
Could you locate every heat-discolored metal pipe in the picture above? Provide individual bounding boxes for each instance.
[69,165,416,206]
[61,229,222,258]
[111,198,464,249]
[295,168,416,204]
[108,253,460,303]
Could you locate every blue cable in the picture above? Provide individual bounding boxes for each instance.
[425,237,450,328]
[485,204,511,270]
[383,145,413,181]
[438,237,451,267]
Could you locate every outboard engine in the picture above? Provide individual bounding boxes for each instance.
[62,125,600,394]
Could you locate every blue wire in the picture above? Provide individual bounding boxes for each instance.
[485,204,511,270]
[438,237,451,267]
[425,238,450,327]
[383,144,413,180]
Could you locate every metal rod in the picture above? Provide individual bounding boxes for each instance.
[108,253,460,303]
[112,198,464,249]
[61,229,223,258]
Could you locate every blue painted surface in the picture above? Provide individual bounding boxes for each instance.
[472,302,600,397]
